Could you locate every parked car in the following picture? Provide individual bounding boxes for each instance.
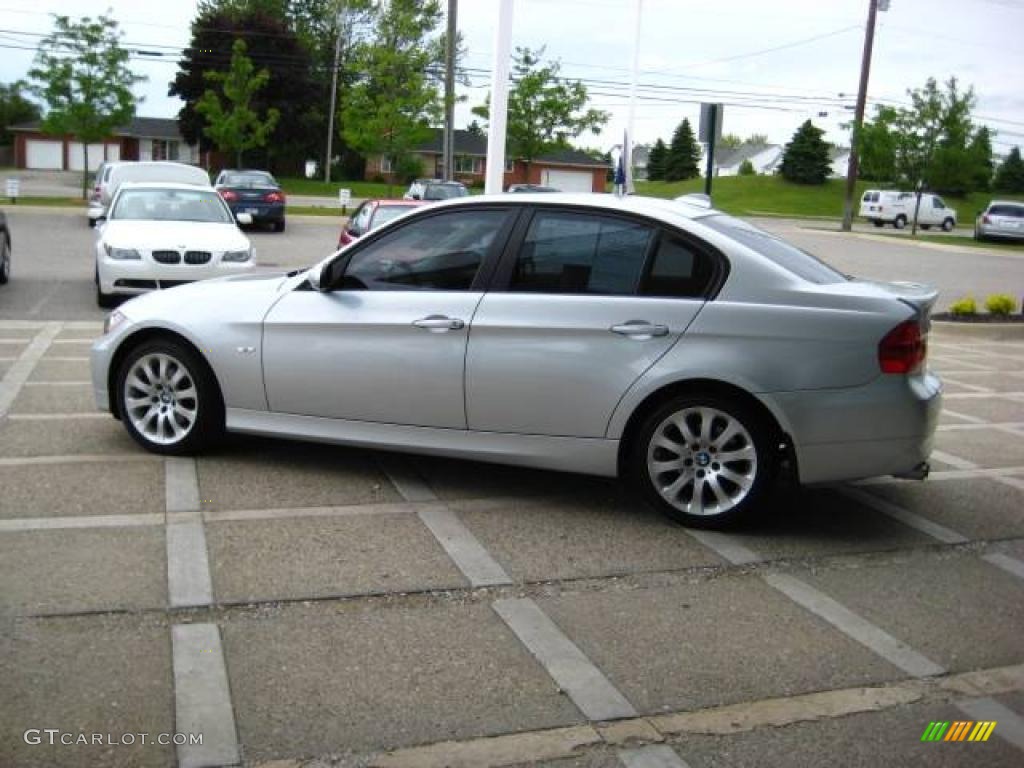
[94,162,211,229]
[94,182,254,308]
[507,184,559,193]
[338,199,425,247]
[859,190,957,231]
[88,161,127,227]
[0,210,10,284]
[91,194,941,527]
[213,169,286,232]
[404,179,469,201]
[975,200,1024,242]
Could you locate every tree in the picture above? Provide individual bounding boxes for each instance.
[994,147,1024,193]
[647,138,668,181]
[472,47,608,172]
[27,14,145,198]
[856,105,898,182]
[195,39,280,168]
[738,159,755,176]
[718,133,742,150]
[171,3,318,173]
[746,133,770,147]
[342,0,445,195]
[466,119,484,137]
[664,118,701,182]
[779,120,831,184]
[0,82,40,146]
[967,126,994,191]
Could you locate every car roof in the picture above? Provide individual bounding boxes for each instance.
[987,200,1024,207]
[117,181,216,191]
[371,199,425,207]
[420,193,718,223]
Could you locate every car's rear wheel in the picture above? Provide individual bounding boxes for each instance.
[0,235,10,284]
[894,215,907,229]
[942,218,955,232]
[630,394,775,528]
[116,340,223,455]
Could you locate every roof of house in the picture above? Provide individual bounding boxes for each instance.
[715,143,780,169]
[412,128,608,167]
[8,116,184,140]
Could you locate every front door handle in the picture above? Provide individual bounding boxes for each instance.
[610,321,669,339]
[413,315,465,332]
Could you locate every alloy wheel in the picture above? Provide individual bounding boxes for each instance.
[646,406,758,517]
[123,352,199,445]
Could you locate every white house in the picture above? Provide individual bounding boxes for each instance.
[710,143,783,176]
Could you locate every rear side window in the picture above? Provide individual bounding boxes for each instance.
[989,205,1024,217]
[641,235,715,298]
[510,211,653,295]
[702,214,847,285]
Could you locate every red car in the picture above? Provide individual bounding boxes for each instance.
[338,199,426,247]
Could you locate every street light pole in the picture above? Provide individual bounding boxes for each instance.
[324,2,344,184]
[841,0,880,231]
[442,0,457,181]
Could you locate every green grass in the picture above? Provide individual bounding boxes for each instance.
[634,176,1024,220]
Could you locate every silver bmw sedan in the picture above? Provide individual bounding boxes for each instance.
[91,194,941,527]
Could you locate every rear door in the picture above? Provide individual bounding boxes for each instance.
[466,207,718,437]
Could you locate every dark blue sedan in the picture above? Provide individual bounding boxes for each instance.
[214,170,286,232]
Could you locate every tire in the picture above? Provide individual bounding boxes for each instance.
[115,339,223,455]
[893,215,907,230]
[942,218,955,232]
[0,235,10,285]
[87,218,96,229]
[96,285,118,309]
[629,393,776,528]
[273,219,286,233]
[872,219,884,228]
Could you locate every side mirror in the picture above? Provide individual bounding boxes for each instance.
[307,263,326,292]
[236,212,253,225]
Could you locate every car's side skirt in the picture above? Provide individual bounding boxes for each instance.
[225,408,620,477]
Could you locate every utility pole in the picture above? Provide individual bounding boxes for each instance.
[324,2,344,184]
[841,0,882,231]
[485,0,514,194]
[442,0,457,181]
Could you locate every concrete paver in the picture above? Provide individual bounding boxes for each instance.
[27,358,91,382]
[206,513,467,603]
[415,455,613,501]
[0,417,138,457]
[938,397,1024,425]
[934,427,1024,468]
[9,383,99,414]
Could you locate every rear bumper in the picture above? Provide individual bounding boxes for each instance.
[768,370,942,485]
[229,202,285,222]
[977,225,1024,241]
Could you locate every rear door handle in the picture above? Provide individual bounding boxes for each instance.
[610,321,669,338]
[413,315,465,332]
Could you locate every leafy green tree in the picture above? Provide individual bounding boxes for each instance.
[856,105,898,182]
[343,0,444,195]
[738,159,755,176]
[647,138,668,181]
[967,126,994,191]
[779,119,831,184]
[472,46,609,172]
[664,118,701,181]
[171,3,318,173]
[196,39,280,167]
[466,119,484,137]
[0,81,41,146]
[27,14,145,198]
[718,133,742,150]
[994,147,1024,193]
[746,133,769,146]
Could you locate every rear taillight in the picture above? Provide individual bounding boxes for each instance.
[264,191,285,203]
[219,189,238,202]
[879,320,927,374]
[982,214,991,224]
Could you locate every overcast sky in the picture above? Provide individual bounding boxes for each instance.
[2,0,1023,155]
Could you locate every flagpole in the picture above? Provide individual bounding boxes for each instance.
[485,0,515,194]
[625,0,642,194]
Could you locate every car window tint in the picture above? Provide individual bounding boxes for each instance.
[989,205,1024,217]
[342,209,506,291]
[932,197,944,209]
[702,214,847,285]
[350,203,371,234]
[511,212,653,295]
[641,235,714,298]
[371,205,415,229]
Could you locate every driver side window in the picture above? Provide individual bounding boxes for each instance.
[340,209,509,291]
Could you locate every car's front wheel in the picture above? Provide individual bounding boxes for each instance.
[116,340,223,455]
[942,218,955,232]
[630,394,775,528]
[0,235,10,284]
[894,215,907,229]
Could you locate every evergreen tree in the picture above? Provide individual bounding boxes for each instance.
[779,120,831,184]
[994,147,1024,193]
[647,138,668,181]
[664,118,700,182]
[967,126,994,191]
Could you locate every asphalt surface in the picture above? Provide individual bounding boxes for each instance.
[1,209,1023,768]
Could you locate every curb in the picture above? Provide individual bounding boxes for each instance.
[932,320,1024,341]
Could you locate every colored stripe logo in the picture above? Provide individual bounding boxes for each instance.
[921,721,997,742]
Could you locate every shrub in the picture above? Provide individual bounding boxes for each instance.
[738,159,755,176]
[949,296,977,316]
[984,293,1018,316]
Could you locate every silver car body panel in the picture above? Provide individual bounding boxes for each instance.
[91,193,942,486]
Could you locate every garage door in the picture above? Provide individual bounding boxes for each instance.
[541,168,594,193]
[25,139,63,170]
[69,143,113,172]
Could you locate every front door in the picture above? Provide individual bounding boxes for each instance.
[263,207,514,428]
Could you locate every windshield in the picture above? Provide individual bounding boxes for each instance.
[702,214,848,284]
[111,188,234,223]
[222,172,277,187]
[423,184,467,200]
[371,205,417,229]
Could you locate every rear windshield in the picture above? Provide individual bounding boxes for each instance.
[423,184,468,200]
[222,172,277,187]
[371,205,416,228]
[701,214,847,284]
[989,204,1024,217]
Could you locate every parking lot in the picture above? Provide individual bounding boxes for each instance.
[1,207,1023,768]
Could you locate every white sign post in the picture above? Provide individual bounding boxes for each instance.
[338,188,351,214]
[6,178,19,204]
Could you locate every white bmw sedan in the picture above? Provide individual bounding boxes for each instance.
[95,182,254,308]
[91,194,942,527]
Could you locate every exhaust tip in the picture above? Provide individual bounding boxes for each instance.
[894,462,930,481]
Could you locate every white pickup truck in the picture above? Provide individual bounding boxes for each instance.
[859,190,958,231]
